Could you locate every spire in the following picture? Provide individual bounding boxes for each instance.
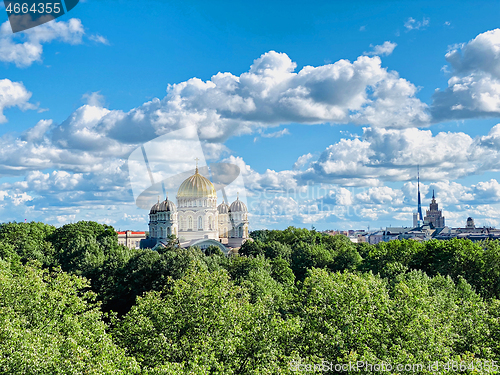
[195,157,199,174]
[237,192,239,200]
[157,195,160,203]
[432,189,435,199]
[165,192,169,201]
[417,166,423,221]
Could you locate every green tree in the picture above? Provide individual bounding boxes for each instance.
[114,267,293,373]
[0,222,56,266]
[0,259,139,374]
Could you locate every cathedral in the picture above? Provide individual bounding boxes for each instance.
[147,164,249,252]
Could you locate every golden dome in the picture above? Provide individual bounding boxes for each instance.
[177,167,216,198]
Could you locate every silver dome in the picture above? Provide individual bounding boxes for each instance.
[229,197,247,213]
[157,198,177,212]
[217,202,229,214]
[149,202,160,214]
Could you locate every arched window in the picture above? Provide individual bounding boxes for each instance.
[239,227,243,237]
[198,216,203,230]
[167,227,171,236]
[188,216,193,230]
[160,227,163,238]
[151,228,155,237]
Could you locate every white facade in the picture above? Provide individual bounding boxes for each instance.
[177,195,219,241]
[148,167,249,247]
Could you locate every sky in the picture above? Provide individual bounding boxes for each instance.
[1,0,500,231]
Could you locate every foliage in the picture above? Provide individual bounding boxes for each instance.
[0,221,55,265]
[0,259,138,374]
[114,267,295,374]
[1,222,500,373]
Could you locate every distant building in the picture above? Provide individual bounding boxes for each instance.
[146,163,249,254]
[466,217,475,229]
[423,190,445,227]
[117,230,146,249]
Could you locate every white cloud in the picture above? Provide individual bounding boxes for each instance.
[0,18,84,67]
[0,79,36,123]
[404,17,430,31]
[82,91,105,107]
[260,128,290,138]
[3,48,500,229]
[432,29,500,121]
[297,125,500,186]
[364,41,397,56]
[99,51,429,143]
[355,186,404,205]
[89,34,109,45]
[293,153,313,170]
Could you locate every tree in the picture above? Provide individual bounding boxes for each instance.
[0,222,56,266]
[114,267,292,373]
[0,259,139,374]
[238,239,264,257]
[205,244,224,256]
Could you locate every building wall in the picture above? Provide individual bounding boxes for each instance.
[177,196,219,241]
[117,231,146,249]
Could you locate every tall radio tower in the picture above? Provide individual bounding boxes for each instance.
[417,165,423,221]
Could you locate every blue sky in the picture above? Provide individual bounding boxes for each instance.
[1,0,500,231]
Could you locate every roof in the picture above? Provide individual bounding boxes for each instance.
[177,168,216,198]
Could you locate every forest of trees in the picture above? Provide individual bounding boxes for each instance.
[1,221,500,374]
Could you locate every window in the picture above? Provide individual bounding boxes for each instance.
[160,227,163,237]
[188,216,193,230]
[198,216,203,230]
[167,226,171,236]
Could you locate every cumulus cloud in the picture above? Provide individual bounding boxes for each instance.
[432,29,500,121]
[3,48,500,228]
[0,18,84,67]
[364,41,397,56]
[296,124,500,187]
[0,49,427,181]
[355,186,404,205]
[0,79,36,122]
[293,153,313,170]
[100,50,429,143]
